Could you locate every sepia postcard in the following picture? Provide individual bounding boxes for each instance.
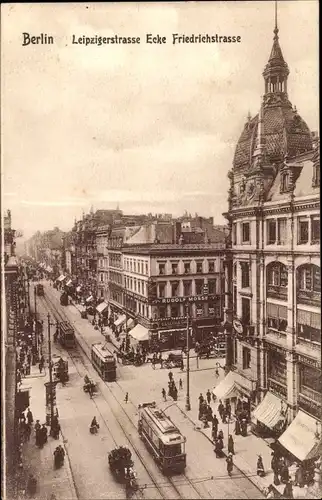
[1,2,320,500]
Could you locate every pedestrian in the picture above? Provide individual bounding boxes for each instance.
[207,405,213,421]
[215,367,219,378]
[226,401,232,420]
[198,393,204,405]
[283,481,294,499]
[280,460,290,484]
[162,388,166,401]
[179,378,183,390]
[226,453,233,476]
[212,414,219,430]
[257,455,265,477]
[294,463,304,488]
[235,416,241,435]
[35,420,41,433]
[168,371,173,381]
[228,434,235,455]
[218,400,224,420]
[35,427,41,447]
[218,429,224,441]
[41,424,48,446]
[206,389,212,405]
[124,392,129,403]
[24,422,31,442]
[222,407,227,424]
[180,358,184,371]
[39,360,44,373]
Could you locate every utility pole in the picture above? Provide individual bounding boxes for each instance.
[27,279,31,317]
[46,313,54,430]
[185,304,191,411]
[34,286,39,356]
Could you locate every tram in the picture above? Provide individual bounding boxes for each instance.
[91,342,116,382]
[59,321,76,349]
[138,403,186,474]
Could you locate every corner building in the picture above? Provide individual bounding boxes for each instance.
[220,22,321,459]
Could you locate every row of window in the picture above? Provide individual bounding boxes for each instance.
[124,276,148,296]
[124,257,149,275]
[233,262,320,296]
[157,279,217,298]
[109,253,122,269]
[158,259,217,276]
[156,303,221,319]
[232,215,320,245]
[109,271,122,285]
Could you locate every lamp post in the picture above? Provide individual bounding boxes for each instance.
[27,278,31,317]
[185,304,191,411]
[46,313,55,430]
[34,286,39,359]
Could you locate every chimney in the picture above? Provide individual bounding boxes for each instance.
[174,221,182,243]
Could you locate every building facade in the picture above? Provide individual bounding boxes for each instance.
[220,20,320,454]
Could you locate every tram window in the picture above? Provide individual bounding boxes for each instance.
[164,444,182,457]
[159,441,165,455]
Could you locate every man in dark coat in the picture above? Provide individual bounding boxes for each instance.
[206,389,212,405]
[26,408,33,425]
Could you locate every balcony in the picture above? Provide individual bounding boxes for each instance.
[299,386,322,405]
[267,284,287,301]
[297,289,321,307]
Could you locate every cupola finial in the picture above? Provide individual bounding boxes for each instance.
[274,0,279,39]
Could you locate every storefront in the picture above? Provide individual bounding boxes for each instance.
[158,329,187,350]
[96,301,108,316]
[213,369,255,415]
[114,314,126,332]
[296,351,321,420]
[192,318,219,343]
[278,410,322,463]
[251,391,287,437]
[129,323,149,344]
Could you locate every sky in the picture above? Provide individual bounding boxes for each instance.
[1,1,319,239]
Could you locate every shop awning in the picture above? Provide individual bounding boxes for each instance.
[213,370,254,400]
[114,314,126,327]
[129,324,149,342]
[66,279,72,286]
[46,266,53,272]
[76,286,82,293]
[86,295,94,303]
[96,302,108,314]
[253,392,284,429]
[278,410,322,461]
[57,275,66,282]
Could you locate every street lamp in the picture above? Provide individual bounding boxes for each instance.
[185,304,191,411]
[46,313,56,431]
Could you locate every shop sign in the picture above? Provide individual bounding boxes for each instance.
[152,316,186,327]
[268,379,287,398]
[150,294,219,305]
[297,354,321,369]
[125,289,148,303]
[196,307,203,316]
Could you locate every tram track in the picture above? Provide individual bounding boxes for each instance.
[40,286,263,499]
[41,292,185,500]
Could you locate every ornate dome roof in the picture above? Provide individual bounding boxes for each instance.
[233,21,313,172]
[233,104,313,171]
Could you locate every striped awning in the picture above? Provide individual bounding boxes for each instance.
[114,314,126,327]
[278,411,322,461]
[57,275,66,282]
[252,392,284,429]
[96,302,108,314]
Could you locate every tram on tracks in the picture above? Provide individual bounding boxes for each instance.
[59,321,76,349]
[138,403,186,474]
[35,283,44,296]
[91,342,116,382]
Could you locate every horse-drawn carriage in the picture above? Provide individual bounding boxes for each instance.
[163,352,183,369]
[108,446,138,494]
[117,350,144,366]
[83,375,97,395]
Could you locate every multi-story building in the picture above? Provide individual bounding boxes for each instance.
[218,20,320,460]
[119,218,226,349]
[25,227,65,275]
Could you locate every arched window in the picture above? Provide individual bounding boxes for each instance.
[266,262,288,300]
[297,265,320,293]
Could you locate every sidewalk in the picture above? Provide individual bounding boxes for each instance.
[175,396,320,499]
[17,364,78,500]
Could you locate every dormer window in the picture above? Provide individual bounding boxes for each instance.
[280,172,289,193]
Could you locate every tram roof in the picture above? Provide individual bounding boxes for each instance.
[91,342,114,360]
[141,407,186,444]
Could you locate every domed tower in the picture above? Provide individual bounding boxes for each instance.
[231,13,313,207]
